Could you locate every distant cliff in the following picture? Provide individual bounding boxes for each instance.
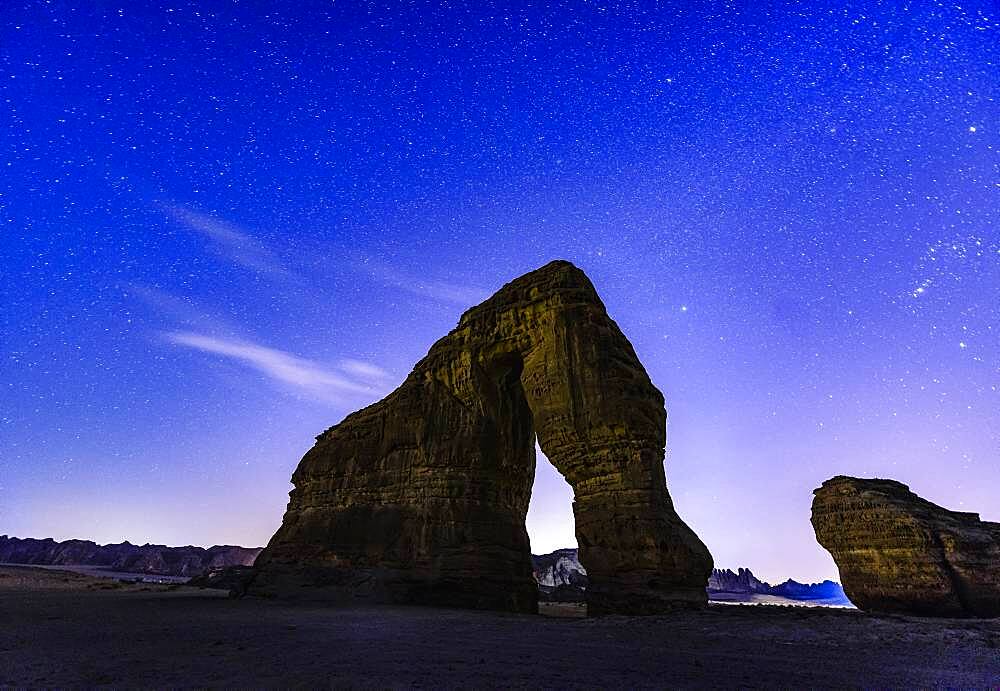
[0,535,261,577]
[532,549,851,605]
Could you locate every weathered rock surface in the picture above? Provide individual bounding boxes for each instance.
[0,535,261,577]
[812,476,1000,617]
[251,260,712,615]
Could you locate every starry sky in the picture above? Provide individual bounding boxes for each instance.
[2,0,998,584]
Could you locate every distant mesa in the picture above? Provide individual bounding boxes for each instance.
[250,260,713,616]
[812,476,1000,617]
[0,535,261,578]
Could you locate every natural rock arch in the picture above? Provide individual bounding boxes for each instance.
[250,260,713,615]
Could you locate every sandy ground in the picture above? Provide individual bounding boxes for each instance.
[2,566,998,688]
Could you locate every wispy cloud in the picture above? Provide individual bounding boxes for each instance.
[362,261,489,307]
[163,331,393,404]
[128,284,246,335]
[337,358,392,381]
[161,205,289,276]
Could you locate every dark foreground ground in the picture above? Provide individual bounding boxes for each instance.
[2,567,998,688]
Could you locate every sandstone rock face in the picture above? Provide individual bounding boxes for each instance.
[812,476,1000,617]
[251,260,712,615]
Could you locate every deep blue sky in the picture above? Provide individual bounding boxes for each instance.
[2,0,998,583]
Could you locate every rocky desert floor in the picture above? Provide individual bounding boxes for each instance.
[2,566,998,688]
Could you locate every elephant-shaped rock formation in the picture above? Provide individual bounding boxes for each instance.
[812,476,1000,617]
[250,260,712,615]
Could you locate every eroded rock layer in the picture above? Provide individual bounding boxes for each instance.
[251,260,712,615]
[812,476,1000,617]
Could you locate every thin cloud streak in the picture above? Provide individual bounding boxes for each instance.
[128,284,247,336]
[164,331,391,404]
[162,205,289,276]
[337,359,393,382]
[362,261,489,307]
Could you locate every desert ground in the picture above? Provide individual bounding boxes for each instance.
[2,566,998,688]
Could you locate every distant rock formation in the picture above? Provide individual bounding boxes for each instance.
[705,567,850,603]
[530,548,849,604]
[812,476,1000,617]
[532,548,587,602]
[251,260,713,615]
[767,578,848,602]
[532,548,587,588]
[708,567,767,594]
[0,535,261,578]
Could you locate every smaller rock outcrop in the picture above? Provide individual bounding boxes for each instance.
[812,476,1000,617]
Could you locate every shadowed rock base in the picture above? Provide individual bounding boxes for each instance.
[812,476,1000,617]
[250,260,712,615]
